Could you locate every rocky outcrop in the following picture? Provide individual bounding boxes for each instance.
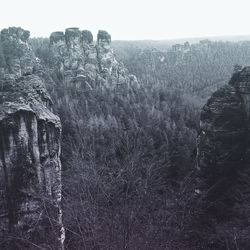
[0,28,64,249]
[0,27,42,77]
[197,67,250,182]
[49,28,137,91]
[0,26,136,248]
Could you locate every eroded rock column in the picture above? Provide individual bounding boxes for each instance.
[0,27,64,249]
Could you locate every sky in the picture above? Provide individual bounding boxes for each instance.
[1,0,250,40]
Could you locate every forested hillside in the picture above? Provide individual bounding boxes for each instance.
[1,26,250,248]
[116,40,250,96]
[27,36,250,249]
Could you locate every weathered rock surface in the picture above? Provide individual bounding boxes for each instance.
[0,26,136,248]
[0,27,42,77]
[0,28,64,249]
[49,28,137,92]
[197,67,250,181]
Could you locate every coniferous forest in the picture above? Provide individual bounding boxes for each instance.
[33,38,250,249]
[1,24,250,249]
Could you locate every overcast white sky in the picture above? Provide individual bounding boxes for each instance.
[1,0,250,40]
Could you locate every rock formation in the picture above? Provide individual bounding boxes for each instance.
[0,26,137,249]
[0,27,64,249]
[0,27,42,77]
[49,28,137,91]
[197,67,250,183]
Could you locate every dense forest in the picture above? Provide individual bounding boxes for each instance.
[27,37,250,249]
[2,26,250,248]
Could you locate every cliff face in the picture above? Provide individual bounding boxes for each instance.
[0,27,42,77]
[0,28,64,249]
[197,67,250,182]
[49,28,137,91]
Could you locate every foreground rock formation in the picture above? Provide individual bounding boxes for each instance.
[0,27,64,249]
[0,26,137,249]
[197,66,250,183]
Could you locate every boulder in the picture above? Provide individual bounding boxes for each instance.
[97,30,111,45]
[65,27,81,47]
[82,30,93,44]
[50,31,65,44]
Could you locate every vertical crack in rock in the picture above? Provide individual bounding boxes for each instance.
[0,27,64,249]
